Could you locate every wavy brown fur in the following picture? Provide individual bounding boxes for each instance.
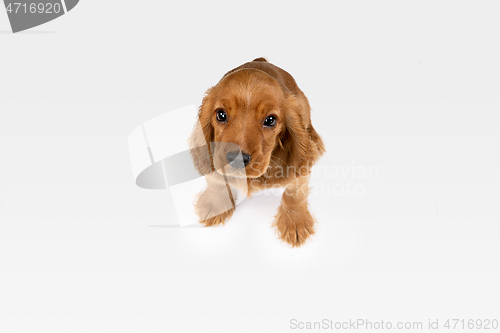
[189,58,325,247]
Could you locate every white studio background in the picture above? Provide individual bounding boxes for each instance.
[1,1,499,332]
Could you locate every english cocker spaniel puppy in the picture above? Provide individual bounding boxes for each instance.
[189,57,325,247]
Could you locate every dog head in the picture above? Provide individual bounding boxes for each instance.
[190,67,312,179]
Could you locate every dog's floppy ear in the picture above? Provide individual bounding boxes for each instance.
[189,89,215,176]
[280,95,311,177]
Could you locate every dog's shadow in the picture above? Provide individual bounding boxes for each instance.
[149,188,284,228]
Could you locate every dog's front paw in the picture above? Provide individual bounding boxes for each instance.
[195,189,235,226]
[200,208,235,227]
[273,207,315,247]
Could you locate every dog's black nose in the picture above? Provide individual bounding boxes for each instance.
[226,151,251,168]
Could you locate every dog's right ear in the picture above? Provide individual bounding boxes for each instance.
[188,88,215,176]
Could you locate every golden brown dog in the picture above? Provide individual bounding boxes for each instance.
[189,57,325,247]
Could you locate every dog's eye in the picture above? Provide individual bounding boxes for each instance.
[263,115,277,127]
[215,109,227,122]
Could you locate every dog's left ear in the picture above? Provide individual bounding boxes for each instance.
[188,88,216,176]
[280,95,311,177]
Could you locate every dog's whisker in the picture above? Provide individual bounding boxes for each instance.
[270,156,289,167]
[196,154,215,162]
[268,158,279,167]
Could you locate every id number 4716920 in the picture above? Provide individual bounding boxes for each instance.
[5,2,62,14]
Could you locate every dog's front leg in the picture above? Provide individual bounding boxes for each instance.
[195,175,236,227]
[273,175,315,247]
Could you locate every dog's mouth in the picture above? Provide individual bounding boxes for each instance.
[214,164,268,178]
